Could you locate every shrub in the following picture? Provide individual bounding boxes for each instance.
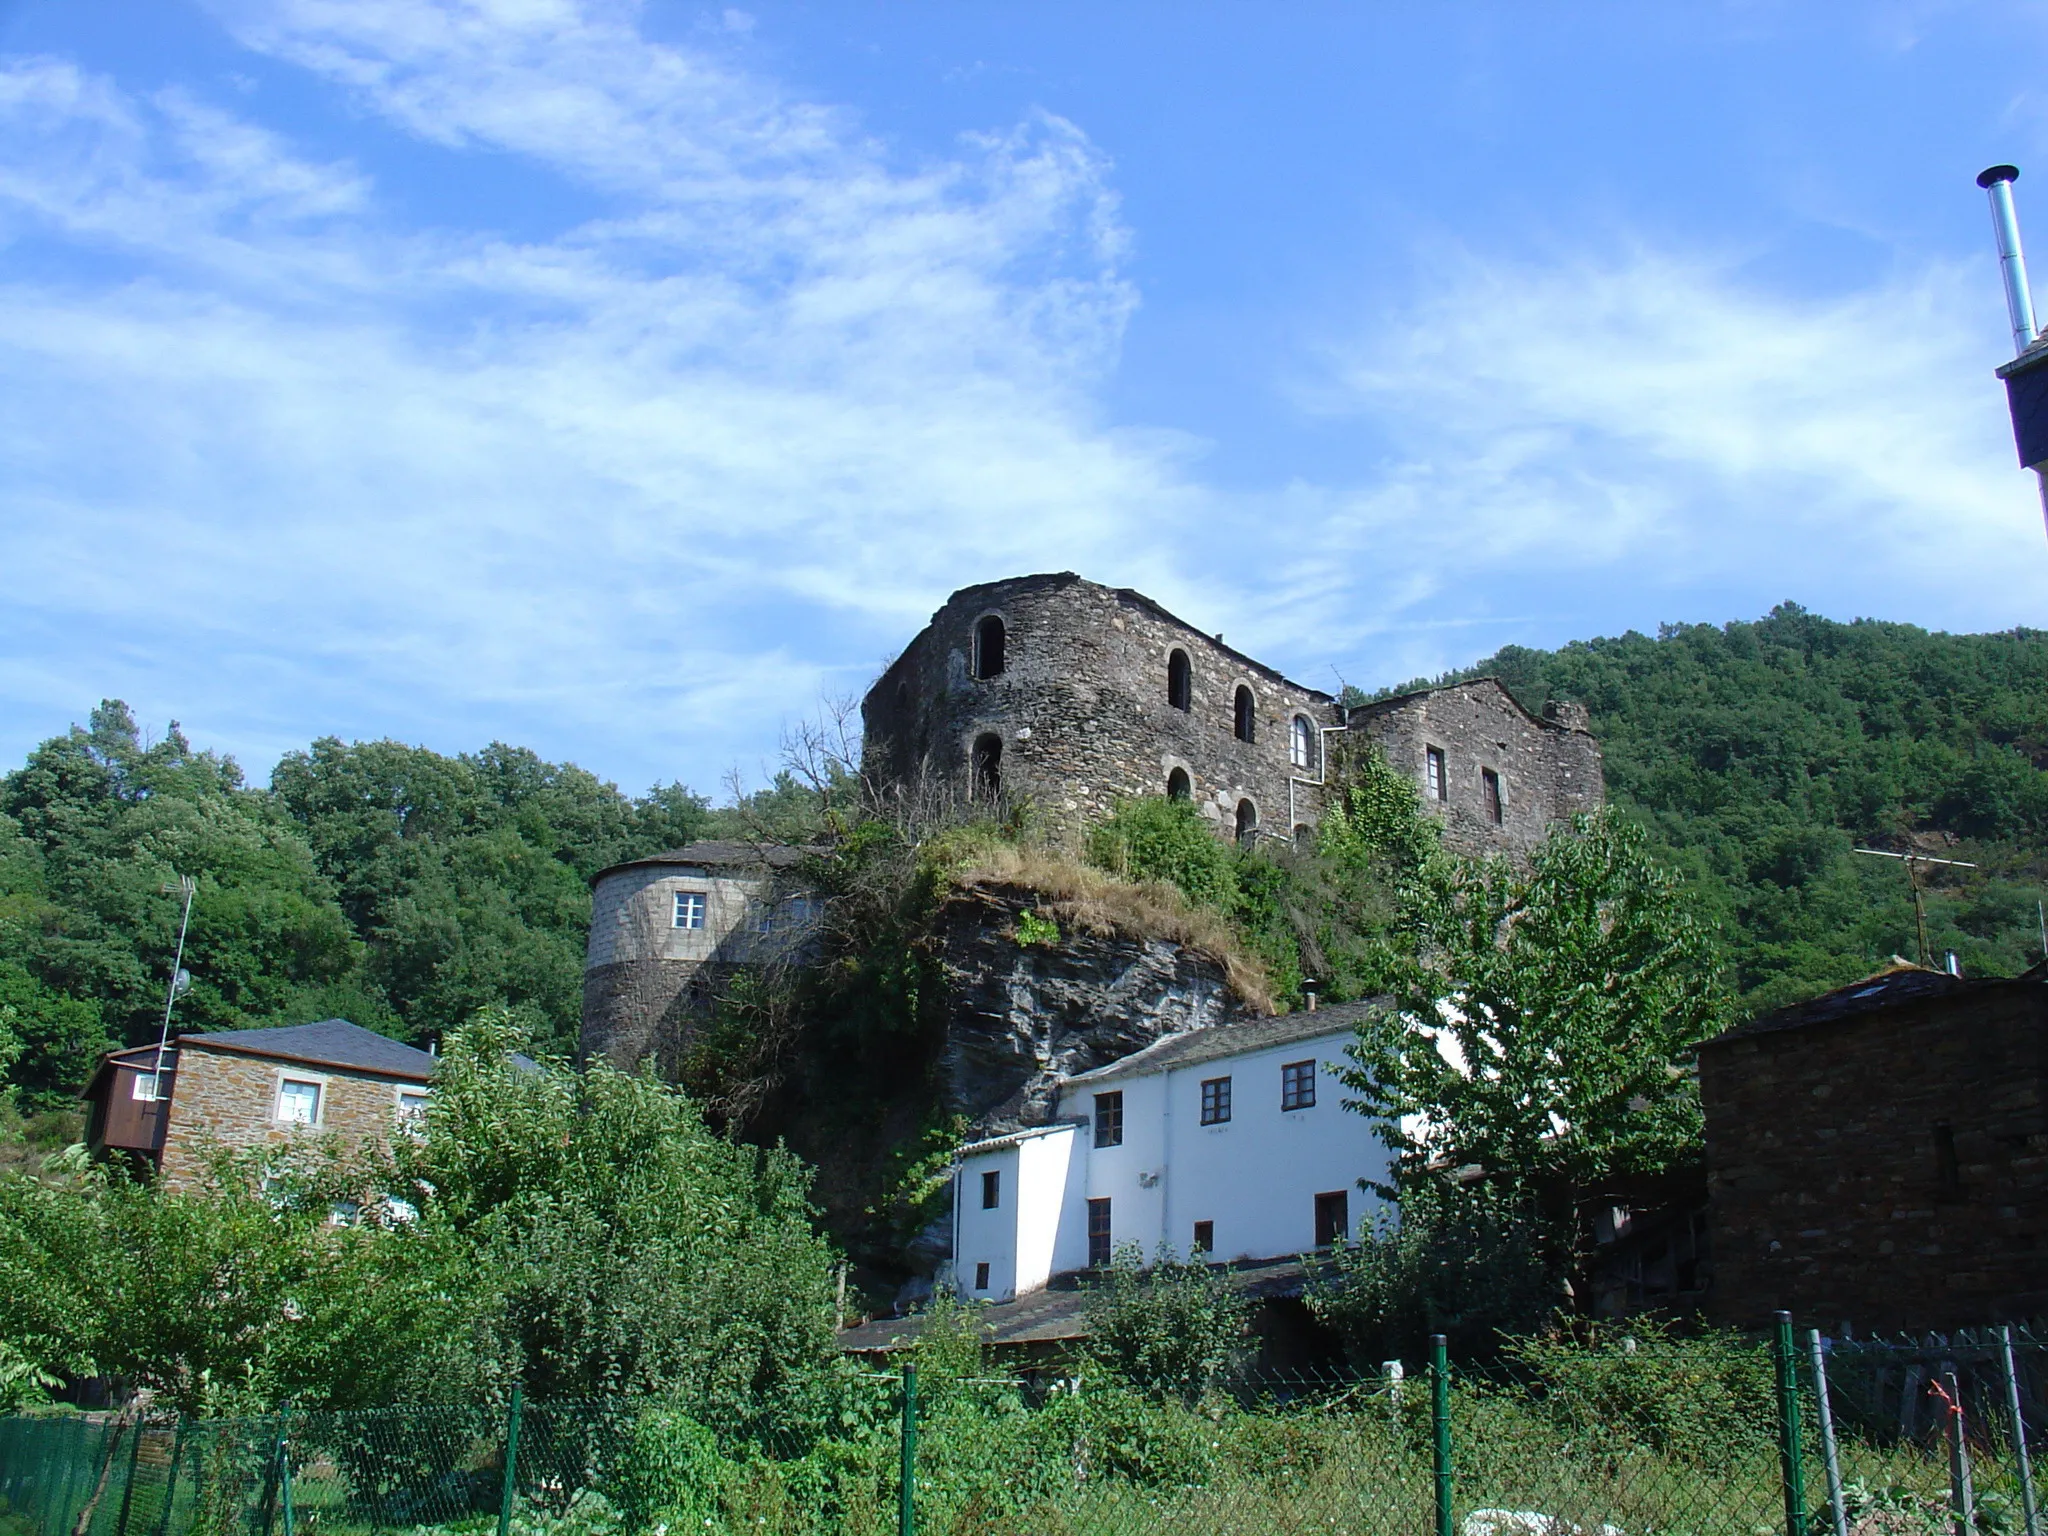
[1087,798,1239,910]
[1082,1243,1249,1394]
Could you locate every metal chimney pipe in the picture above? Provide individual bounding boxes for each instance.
[1979,165,2039,356]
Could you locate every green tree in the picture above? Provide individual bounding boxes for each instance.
[1082,1243,1249,1394]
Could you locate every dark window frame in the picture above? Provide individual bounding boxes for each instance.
[1093,1091,1124,1148]
[1167,649,1192,711]
[1425,746,1447,802]
[1281,1059,1317,1112]
[1234,685,1257,743]
[973,614,1006,679]
[974,1261,991,1290]
[1200,1075,1232,1125]
[1314,1189,1349,1247]
[1087,1197,1113,1267]
[1192,1220,1214,1255]
[981,1169,1000,1209]
[1482,767,1503,824]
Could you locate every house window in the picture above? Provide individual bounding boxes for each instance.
[1235,798,1258,845]
[972,733,1002,798]
[981,1169,1000,1209]
[1166,767,1191,801]
[1234,685,1256,743]
[276,1078,322,1126]
[1935,1123,1960,1195]
[1290,715,1316,770]
[1192,1220,1214,1254]
[974,1261,991,1291]
[1314,1190,1349,1247]
[1425,746,1447,802]
[1088,1198,1113,1267]
[396,1089,429,1124]
[1281,1059,1317,1112]
[1167,649,1192,711]
[673,891,707,929]
[974,615,1006,679]
[1200,1076,1231,1125]
[1482,768,1503,825]
[131,1070,162,1102]
[1094,1091,1124,1148]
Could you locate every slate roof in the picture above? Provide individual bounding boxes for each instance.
[1705,959,2048,1044]
[1060,1001,1382,1087]
[178,1019,439,1081]
[837,1256,1314,1355]
[589,841,820,886]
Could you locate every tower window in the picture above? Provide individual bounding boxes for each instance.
[1425,746,1447,802]
[1482,768,1504,824]
[1167,649,1192,711]
[1290,715,1316,770]
[971,733,1002,798]
[1235,798,1258,845]
[1166,767,1191,801]
[973,615,1006,679]
[981,1169,1000,1209]
[1234,686,1256,743]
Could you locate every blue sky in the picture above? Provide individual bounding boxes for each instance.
[2,1,2046,800]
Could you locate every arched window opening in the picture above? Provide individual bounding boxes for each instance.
[1235,798,1258,845]
[1166,767,1191,801]
[972,733,1003,798]
[1290,715,1316,771]
[973,615,1006,680]
[1167,649,1192,711]
[1294,823,1313,848]
[1234,686,1256,744]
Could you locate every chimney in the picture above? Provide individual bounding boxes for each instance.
[1978,166,2048,533]
[1979,166,2039,357]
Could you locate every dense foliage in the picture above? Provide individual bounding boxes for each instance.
[0,1013,837,1416]
[1384,605,2048,1012]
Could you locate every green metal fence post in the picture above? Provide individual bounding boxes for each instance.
[899,1361,918,1536]
[1773,1311,1810,1536]
[498,1386,524,1536]
[1432,1333,1453,1536]
[277,1408,295,1536]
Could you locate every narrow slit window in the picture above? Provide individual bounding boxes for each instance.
[1425,746,1447,802]
[1935,1123,1960,1194]
[981,1169,1001,1209]
[973,615,1006,679]
[1088,1198,1113,1267]
[1482,767,1503,824]
[974,1261,991,1290]
[1167,649,1192,711]
[1234,686,1256,743]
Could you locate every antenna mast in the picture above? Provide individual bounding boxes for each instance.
[150,875,198,1088]
[1853,849,1975,969]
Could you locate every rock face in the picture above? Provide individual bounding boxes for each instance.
[932,883,1258,1135]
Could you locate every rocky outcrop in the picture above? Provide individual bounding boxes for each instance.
[933,882,1258,1135]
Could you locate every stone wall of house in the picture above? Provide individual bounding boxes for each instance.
[1346,683,1604,857]
[1700,986,2048,1329]
[861,573,1341,842]
[158,1044,424,1190]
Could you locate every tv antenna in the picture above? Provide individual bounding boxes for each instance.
[148,874,198,1092]
[1853,849,1975,969]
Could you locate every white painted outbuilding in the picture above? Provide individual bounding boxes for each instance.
[949,1004,1395,1302]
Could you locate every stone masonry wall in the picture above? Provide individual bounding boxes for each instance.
[1346,682,1604,858]
[1700,988,2048,1329]
[862,573,1341,841]
[158,1044,425,1191]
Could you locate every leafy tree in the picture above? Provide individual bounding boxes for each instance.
[1338,810,1724,1205]
[1082,1243,1249,1393]
[0,962,112,1109]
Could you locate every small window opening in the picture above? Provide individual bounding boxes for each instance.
[1200,1076,1231,1125]
[1094,1091,1124,1148]
[1167,649,1192,711]
[1935,1123,1960,1194]
[981,1169,1000,1209]
[277,1079,322,1126]
[1166,767,1191,801]
[974,1261,991,1290]
[1293,823,1312,847]
[1235,798,1258,845]
[1314,1190,1349,1247]
[1234,685,1256,743]
[1192,1220,1214,1255]
[971,733,1002,798]
[1425,746,1447,802]
[1282,1059,1316,1111]
[973,615,1006,679]
[1290,715,1316,770]
[1088,1198,1113,1267]
[673,891,707,929]
[1482,767,1503,825]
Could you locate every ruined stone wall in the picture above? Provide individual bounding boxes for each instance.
[1346,682,1604,857]
[1700,989,2048,1329]
[159,1045,423,1191]
[861,573,1340,841]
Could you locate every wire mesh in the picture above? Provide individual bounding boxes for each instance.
[1,1329,2038,1536]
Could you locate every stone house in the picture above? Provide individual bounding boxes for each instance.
[947,1004,1393,1303]
[81,1018,437,1190]
[579,840,820,1070]
[1698,961,2048,1330]
[860,572,1601,853]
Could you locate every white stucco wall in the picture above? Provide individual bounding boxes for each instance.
[950,1025,1397,1301]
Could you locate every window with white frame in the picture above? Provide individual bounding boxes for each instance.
[276,1078,323,1125]
[1290,715,1316,770]
[1425,746,1447,802]
[672,890,707,929]
[396,1089,430,1124]
[131,1070,162,1102]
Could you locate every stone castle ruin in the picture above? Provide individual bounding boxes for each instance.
[859,572,1603,856]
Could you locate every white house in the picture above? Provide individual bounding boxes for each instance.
[948,1005,1395,1302]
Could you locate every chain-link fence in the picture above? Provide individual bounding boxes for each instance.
[2,1319,2040,1536]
